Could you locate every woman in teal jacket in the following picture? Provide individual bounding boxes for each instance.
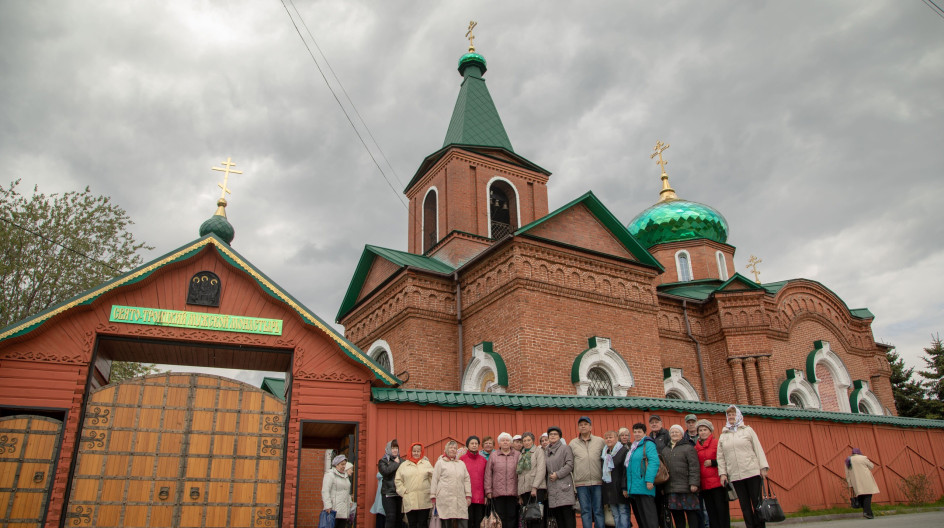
[622,423,660,528]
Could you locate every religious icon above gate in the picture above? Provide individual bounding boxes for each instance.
[186,271,222,306]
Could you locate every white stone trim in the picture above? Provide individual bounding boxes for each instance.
[852,381,883,415]
[574,337,634,396]
[716,251,729,281]
[782,370,820,409]
[462,343,506,393]
[663,368,700,401]
[421,186,439,252]
[486,176,521,238]
[675,250,693,282]
[368,339,394,374]
[809,341,853,413]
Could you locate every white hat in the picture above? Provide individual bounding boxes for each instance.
[512,434,522,441]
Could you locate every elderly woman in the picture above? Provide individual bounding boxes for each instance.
[545,426,576,528]
[693,420,728,528]
[601,430,631,528]
[623,423,659,528]
[432,440,472,528]
[517,432,547,528]
[460,436,488,528]
[717,406,769,528]
[378,440,403,528]
[395,442,434,528]
[662,424,700,528]
[845,448,879,519]
[485,432,520,528]
[323,454,353,528]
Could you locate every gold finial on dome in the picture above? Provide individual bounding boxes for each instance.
[211,157,242,218]
[466,20,478,52]
[651,141,678,202]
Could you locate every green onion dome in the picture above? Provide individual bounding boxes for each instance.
[199,198,235,244]
[628,199,728,249]
[458,52,487,76]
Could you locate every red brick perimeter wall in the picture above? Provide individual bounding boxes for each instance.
[297,448,328,528]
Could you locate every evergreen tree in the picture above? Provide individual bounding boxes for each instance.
[918,334,944,402]
[887,348,928,417]
[108,362,162,383]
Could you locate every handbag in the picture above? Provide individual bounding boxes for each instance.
[429,507,441,528]
[850,493,861,508]
[481,499,502,528]
[522,496,543,522]
[319,510,336,528]
[725,481,738,501]
[756,477,785,523]
[603,504,614,527]
[641,445,670,486]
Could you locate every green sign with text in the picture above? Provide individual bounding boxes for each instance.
[109,305,282,336]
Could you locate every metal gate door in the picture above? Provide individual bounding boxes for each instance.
[66,373,286,527]
[0,415,62,528]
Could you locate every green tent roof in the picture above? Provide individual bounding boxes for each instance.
[371,388,944,429]
[442,56,513,152]
[261,377,286,399]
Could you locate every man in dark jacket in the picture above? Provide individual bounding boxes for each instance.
[378,439,403,528]
[648,416,671,528]
[601,431,630,528]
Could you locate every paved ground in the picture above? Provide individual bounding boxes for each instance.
[731,509,944,527]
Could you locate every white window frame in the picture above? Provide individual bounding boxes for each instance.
[421,186,439,253]
[663,368,700,401]
[807,341,853,413]
[485,176,521,238]
[573,337,634,396]
[850,380,883,415]
[462,342,506,393]
[675,250,694,282]
[716,251,729,281]
[368,339,395,374]
[781,369,821,409]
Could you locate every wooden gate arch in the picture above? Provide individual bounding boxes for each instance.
[0,415,62,528]
[65,373,287,528]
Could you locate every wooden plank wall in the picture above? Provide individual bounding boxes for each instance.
[364,402,944,522]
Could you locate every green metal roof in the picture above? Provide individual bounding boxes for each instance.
[442,54,513,152]
[371,388,944,429]
[657,279,725,301]
[628,199,729,249]
[516,191,664,271]
[0,234,400,386]
[336,245,455,322]
[261,377,286,400]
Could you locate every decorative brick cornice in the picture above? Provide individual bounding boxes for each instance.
[406,149,548,200]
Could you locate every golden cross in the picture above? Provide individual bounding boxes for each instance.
[466,21,478,52]
[211,157,242,201]
[651,141,670,176]
[746,255,763,284]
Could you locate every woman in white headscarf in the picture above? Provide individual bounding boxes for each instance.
[716,406,769,528]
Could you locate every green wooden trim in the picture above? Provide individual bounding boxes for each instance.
[849,379,866,414]
[779,369,799,405]
[477,342,508,386]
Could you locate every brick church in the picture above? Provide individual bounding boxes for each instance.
[336,44,895,415]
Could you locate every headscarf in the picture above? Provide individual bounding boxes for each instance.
[405,442,425,464]
[845,448,863,468]
[626,436,648,466]
[332,454,347,468]
[601,441,623,482]
[724,405,744,432]
[517,445,533,474]
[384,439,399,459]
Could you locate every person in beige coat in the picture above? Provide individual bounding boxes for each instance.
[432,440,472,528]
[396,442,434,528]
[845,448,879,519]
[323,454,353,528]
[517,432,547,528]
[717,406,770,528]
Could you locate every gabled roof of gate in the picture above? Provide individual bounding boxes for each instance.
[516,191,664,271]
[370,388,944,429]
[0,234,400,386]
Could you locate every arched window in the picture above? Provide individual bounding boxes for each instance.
[665,391,684,400]
[789,393,806,409]
[806,341,853,412]
[716,251,729,281]
[422,187,438,252]
[369,340,394,374]
[663,368,700,401]
[850,380,883,415]
[487,178,519,239]
[572,337,634,396]
[675,250,693,282]
[461,342,508,393]
[779,368,821,410]
[586,367,613,396]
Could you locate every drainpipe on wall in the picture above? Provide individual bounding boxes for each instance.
[455,271,464,391]
[683,300,710,401]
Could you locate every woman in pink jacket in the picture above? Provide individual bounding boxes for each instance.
[485,432,520,528]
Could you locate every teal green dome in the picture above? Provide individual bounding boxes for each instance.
[458,52,487,76]
[628,199,728,248]
[199,199,235,244]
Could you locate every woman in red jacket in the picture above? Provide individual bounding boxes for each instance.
[694,420,729,528]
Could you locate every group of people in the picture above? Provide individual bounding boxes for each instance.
[354,405,880,528]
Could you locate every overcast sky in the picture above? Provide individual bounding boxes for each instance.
[2,1,942,388]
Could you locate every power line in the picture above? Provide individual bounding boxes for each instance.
[286,0,406,190]
[0,215,121,273]
[278,0,408,210]
[922,0,944,19]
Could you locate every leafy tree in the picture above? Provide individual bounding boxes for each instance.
[887,347,929,418]
[0,180,152,327]
[919,334,944,402]
[108,361,162,383]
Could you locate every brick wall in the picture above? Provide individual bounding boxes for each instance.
[816,363,841,411]
[297,448,328,527]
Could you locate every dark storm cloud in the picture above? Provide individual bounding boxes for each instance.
[1,1,941,377]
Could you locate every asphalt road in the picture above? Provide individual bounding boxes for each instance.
[732,510,944,527]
